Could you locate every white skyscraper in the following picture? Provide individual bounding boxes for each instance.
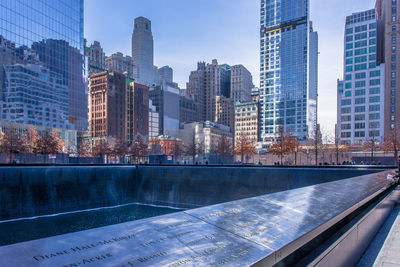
[337,9,385,144]
[132,16,154,85]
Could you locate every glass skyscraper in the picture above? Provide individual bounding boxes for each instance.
[0,0,87,131]
[259,0,318,143]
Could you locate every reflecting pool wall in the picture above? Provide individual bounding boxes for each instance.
[0,165,385,220]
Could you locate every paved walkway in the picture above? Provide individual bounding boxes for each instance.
[358,206,400,266]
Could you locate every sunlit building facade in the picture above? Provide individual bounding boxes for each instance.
[259,0,318,144]
[337,9,385,144]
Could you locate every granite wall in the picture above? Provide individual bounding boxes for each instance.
[0,165,385,220]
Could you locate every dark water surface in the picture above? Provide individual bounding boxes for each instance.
[0,203,182,246]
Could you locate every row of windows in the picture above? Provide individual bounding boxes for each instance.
[341,96,381,105]
[341,122,380,130]
[340,131,380,138]
[341,104,380,114]
[345,62,377,72]
[345,23,376,35]
[341,112,380,122]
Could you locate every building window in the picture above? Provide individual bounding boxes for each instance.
[355,131,365,137]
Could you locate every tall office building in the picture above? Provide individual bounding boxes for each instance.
[376,0,400,138]
[0,0,86,131]
[186,60,231,126]
[215,96,235,132]
[106,52,138,80]
[235,101,259,145]
[337,9,385,144]
[149,82,180,135]
[85,40,106,76]
[89,71,127,142]
[259,0,318,143]
[230,65,254,103]
[88,71,149,144]
[132,17,154,85]
[149,100,160,138]
[158,66,174,84]
[179,96,198,127]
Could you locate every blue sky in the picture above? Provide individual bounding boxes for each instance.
[85,0,376,134]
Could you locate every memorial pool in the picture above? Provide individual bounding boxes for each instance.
[0,202,182,246]
[0,165,397,266]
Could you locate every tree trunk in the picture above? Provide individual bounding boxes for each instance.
[371,149,374,163]
[336,147,339,165]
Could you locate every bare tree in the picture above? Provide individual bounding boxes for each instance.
[363,134,379,163]
[77,138,91,157]
[233,132,256,163]
[92,139,111,163]
[0,126,25,163]
[268,126,297,165]
[22,127,40,154]
[173,142,183,160]
[36,129,64,163]
[129,135,148,163]
[334,128,341,165]
[213,135,232,164]
[288,136,301,165]
[184,131,204,164]
[383,130,400,165]
[111,138,128,163]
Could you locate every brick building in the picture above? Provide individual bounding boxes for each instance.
[89,71,149,144]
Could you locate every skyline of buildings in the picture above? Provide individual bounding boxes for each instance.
[2,0,399,157]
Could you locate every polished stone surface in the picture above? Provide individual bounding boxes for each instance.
[1,165,382,220]
[0,170,395,266]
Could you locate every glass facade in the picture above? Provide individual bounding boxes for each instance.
[260,0,317,143]
[338,9,385,144]
[0,0,87,130]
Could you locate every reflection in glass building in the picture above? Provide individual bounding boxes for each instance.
[259,0,318,143]
[0,0,87,131]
